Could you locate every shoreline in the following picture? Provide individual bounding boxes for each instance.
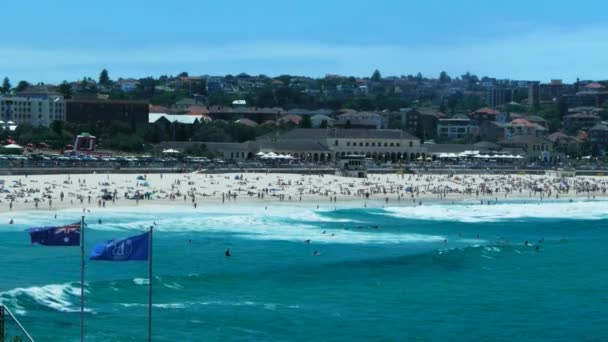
[2,171,607,215]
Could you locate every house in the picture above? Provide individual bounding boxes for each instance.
[547,132,585,155]
[501,118,547,138]
[589,123,608,155]
[277,114,302,126]
[310,114,335,128]
[115,79,139,93]
[470,107,500,123]
[471,107,501,137]
[335,112,387,129]
[499,135,554,161]
[235,118,258,127]
[417,108,446,139]
[437,115,479,140]
[562,113,601,132]
[173,98,204,111]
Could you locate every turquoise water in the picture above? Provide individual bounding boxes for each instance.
[1,200,608,341]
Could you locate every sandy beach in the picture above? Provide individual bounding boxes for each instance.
[2,171,608,215]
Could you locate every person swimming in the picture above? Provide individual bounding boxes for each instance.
[305,239,311,244]
[225,248,231,257]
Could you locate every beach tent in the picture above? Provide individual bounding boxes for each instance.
[162,149,180,154]
[136,175,145,180]
[255,152,266,157]
[514,155,524,159]
[141,182,150,187]
[3,143,23,149]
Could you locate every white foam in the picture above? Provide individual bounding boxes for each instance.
[5,204,444,245]
[119,300,300,311]
[133,278,149,286]
[384,200,608,223]
[0,283,88,314]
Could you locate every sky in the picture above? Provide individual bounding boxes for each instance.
[2,0,608,83]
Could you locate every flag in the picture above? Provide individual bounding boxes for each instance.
[89,232,149,261]
[28,223,81,246]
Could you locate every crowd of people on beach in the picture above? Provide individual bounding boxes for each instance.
[1,172,608,214]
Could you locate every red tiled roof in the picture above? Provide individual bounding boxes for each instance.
[149,105,169,113]
[187,105,209,115]
[584,82,606,90]
[473,107,500,116]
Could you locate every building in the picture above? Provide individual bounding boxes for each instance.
[437,115,479,140]
[149,113,209,124]
[337,154,367,178]
[335,112,387,129]
[66,99,149,129]
[562,113,601,132]
[115,79,139,93]
[589,123,608,155]
[400,108,421,135]
[0,92,65,127]
[310,114,335,128]
[417,108,446,139]
[528,80,576,107]
[486,87,513,108]
[501,118,547,139]
[561,91,608,110]
[499,135,553,161]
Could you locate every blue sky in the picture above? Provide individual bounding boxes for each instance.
[2,0,607,83]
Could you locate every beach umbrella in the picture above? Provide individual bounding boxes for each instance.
[3,143,23,149]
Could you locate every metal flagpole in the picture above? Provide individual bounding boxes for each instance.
[80,216,85,342]
[148,225,153,342]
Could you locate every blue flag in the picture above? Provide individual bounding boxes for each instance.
[28,223,81,246]
[90,232,150,261]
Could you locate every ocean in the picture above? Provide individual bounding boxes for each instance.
[1,200,607,341]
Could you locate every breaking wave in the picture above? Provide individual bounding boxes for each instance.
[383,200,608,223]
[0,283,87,315]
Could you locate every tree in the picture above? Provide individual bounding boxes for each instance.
[99,69,110,86]
[178,72,189,77]
[319,120,328,128]
[58,81,72,99]
[300,115,312,128]
[1,77,11,93]
[371,69,382,82]
[439,71,451,83]
[15,81,30,92]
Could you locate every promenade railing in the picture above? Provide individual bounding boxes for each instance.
[0,305,34,342]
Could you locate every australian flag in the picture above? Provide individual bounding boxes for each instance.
[28,223,81,246]
[90,232,149,261]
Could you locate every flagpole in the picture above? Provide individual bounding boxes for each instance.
[148,225,153,342]
[80,215,85,342]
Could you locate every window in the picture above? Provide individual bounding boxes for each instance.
[409,141,413,147]
[390,143,394,147]
[359,142,363,146]
[346,142,350,146]
[365,142,369,147]
[396,143,400,147]
[334,140,339,146]
[384,143,388,147]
